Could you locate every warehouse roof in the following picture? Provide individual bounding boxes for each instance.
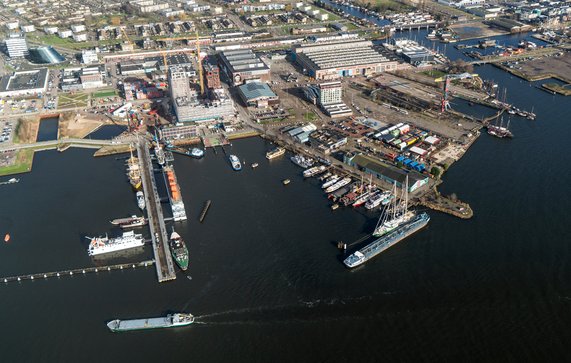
[238,81,276,101]
[294,40,393,70]
[350,154,426,184]
[220,49,269,73]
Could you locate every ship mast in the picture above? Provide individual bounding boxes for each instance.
[404,176,409,215]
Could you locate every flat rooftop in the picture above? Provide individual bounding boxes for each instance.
[220,49,269,73]
[0,68,49,93]
[238,81,276,100]
[295,40,393,70]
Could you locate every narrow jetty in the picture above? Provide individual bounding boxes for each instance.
[137,141,176,282]
[1,260,155,284]
[418,188,473,219]
[199,200,212,223]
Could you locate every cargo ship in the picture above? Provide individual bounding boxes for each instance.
[344,212,430,268]
[266,147,285,160]
[107,313,194,332]
[87,230,145,256]
[164,165,187,221]
[229,155,242,171]
[110,215,147,229]
[169,230,189,271]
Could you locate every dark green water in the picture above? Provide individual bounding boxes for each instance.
[1,32,571,362]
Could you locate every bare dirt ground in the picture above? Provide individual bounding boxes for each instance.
[15,118,40,144]
[517,52,571,83]
[449,21,507,40]
[58,111,109,139]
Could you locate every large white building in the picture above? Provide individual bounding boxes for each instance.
[4,33,28,58]
[82,49,99,64]
[170,70,234,123]
[0,69,49,97]
[293,39,399,81]
[437,0,485,7]
[316,81,342,105]
[304,81,353,118]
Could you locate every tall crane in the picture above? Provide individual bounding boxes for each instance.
[435,73,480,112]
[162,51,169,77]
[195,31,205,96]
[120,26,134,51]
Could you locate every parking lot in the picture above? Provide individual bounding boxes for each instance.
[0,120,14,144]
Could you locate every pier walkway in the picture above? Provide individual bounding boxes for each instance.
[137,141,176,282]
[1,260,155,284]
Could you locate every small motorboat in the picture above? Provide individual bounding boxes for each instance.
[251,163,259,168]
[4,234,10,242]
[282,179,291,185]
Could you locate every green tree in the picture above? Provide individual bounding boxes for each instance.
[430,166,441,178]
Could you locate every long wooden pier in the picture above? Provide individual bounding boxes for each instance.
[137,141,177,282]
[1,260,155,284]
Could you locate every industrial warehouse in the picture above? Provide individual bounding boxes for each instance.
[219,49,270,86]
[344,153,429,193]
[0,68,49,97]
[292,39,400,80]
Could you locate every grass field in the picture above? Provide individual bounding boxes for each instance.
[421,70,447,78]
[92,90,118,98]
[357,0,412,12]
[32,34,83,49]
[0,149,34,177]
[58,93,89,109]
[303,111,318,122]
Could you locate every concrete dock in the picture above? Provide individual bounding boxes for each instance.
[137,141,176,282]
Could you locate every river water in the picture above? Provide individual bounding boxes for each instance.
[1,17,571,363]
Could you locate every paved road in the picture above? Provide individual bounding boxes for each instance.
[0,138,125,152]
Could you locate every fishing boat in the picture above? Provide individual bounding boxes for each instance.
[321,175,340,189]
[136,191,145,210]
[325,177,352,193]
[266,147,285,160]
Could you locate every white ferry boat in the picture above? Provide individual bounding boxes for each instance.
[87,230,144,256]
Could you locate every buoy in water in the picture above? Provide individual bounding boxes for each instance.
[4,234,10,242]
